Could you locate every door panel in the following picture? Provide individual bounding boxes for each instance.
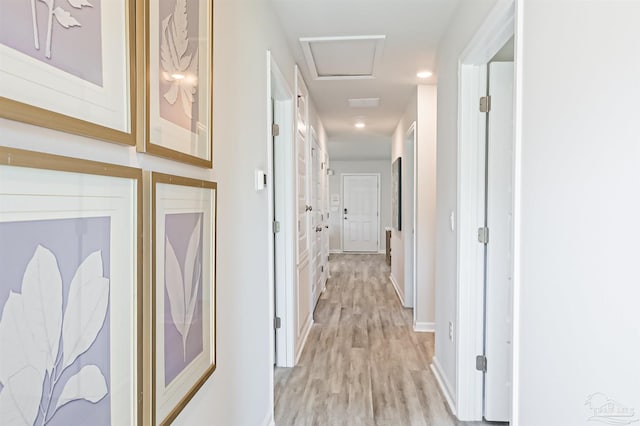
[343,175,379,252]
[311,136,323,306]
[484,61,514,422]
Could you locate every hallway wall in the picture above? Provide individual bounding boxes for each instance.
[328,160,391,253]
[0,0,314,424]
[515,1,640,424]
[390,92,417,305]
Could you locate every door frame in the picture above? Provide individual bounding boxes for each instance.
[266,51,296,375]
[404,122,417,317]
[454,1,517,421]
[341,173,381,252]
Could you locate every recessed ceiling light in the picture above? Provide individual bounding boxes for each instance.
[417,70,433,79]
[355,122,366,129]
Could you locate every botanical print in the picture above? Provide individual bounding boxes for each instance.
[0,217,111,426]
[164,213,203,386]
[0,0,103,86]
[158,0,200,132]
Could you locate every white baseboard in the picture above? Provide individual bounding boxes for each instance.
[378,249,385,254]
[294,316,313,364]
[431,357,457,416]
[413,322,436,332]
[329,249,342,254]
[260,410,274,426]
[389,274,405,306]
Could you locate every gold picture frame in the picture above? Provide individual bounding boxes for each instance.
[137,0,214,168]
[0,1,137,146]
[145,172,217,425]
[0,147,143,424]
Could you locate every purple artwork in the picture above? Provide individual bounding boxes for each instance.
[158,0,201,132]
[0,217,111,426]
[164,213,204,386]
[0,0,104,86]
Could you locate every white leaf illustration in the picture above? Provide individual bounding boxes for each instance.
[163,83,179,105]
[166,239,186,337]
[165,218,202,360]
[53,7,81,28]
[61,251,109,370]
[160,0,198,118]
[66,0,92,8]
[0,366,43,426]
[0,292,42,386]
[183,218,202,342]
[21,245,62,375]
[171,0,189,58]
[54,365,107,413]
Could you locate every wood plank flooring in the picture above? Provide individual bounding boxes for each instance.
[274,254,490,426]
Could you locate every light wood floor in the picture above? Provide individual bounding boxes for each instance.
[274,254,491,426]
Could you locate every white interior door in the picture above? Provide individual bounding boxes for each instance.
[322,152,330,280]
[342,174,379,252]
[483,61,514,422]
[311,136,323,306]
[404,127,416,308]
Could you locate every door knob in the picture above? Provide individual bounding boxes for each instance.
[316,226,322,232]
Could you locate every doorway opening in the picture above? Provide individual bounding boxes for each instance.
[267,51,296,374]
[449,1,516,422]
[403,122,417,320]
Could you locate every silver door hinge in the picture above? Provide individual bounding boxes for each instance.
[272,123,280,137]
[480,96,491,113]
[476,355,487,372]
[478,227,489,244]
[274,317,282,329]
[273,221,281,234]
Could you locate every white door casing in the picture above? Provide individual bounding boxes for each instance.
[483,61,515,422]
[294,67,312,361]
[311,130,323,307]
[404,123,416,309]
[342,174,380,252]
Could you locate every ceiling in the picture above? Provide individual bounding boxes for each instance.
[271,0,460,145]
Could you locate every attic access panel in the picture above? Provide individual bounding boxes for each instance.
[299,35,386,80]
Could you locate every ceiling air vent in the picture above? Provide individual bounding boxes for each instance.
[348,98,380,108]
[299,35,386,81]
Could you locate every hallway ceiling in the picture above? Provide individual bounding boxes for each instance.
[271,0,459,141]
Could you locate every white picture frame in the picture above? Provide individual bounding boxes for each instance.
[148,172,216,425]
[0,147,142,425]
[0,0,135,145]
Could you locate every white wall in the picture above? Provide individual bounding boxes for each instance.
[391,92,418,303]
[515,1,640,424]
[432,0,498,404]
[0,0,307,424]
[390,87,438,328]
[415,85,438,329]
[328,160,391,252]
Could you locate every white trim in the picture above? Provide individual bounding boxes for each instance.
[404,121,418,318]
[431,357,457,416]
[299,35,386,81]
[341,173,381,252]
[413,322,435,333]
[294,316,313,364]
[267,49,296,375]
[455,1,516,421]
[511,1,524,424]
[260,410,275,426]
[378,249,386,254]
[329,249,343,254]
[389,273,405,306]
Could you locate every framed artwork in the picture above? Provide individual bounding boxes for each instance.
[392,156,402,230]
[148,172,216,425]
[0,147,142,425]
[138,0,214,167]
[0,0,136,145]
